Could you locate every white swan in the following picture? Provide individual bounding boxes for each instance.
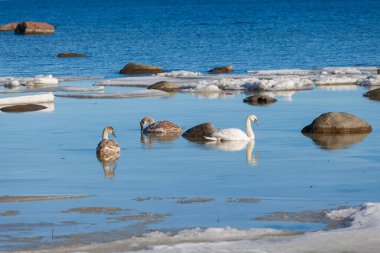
[96,126,121,162]
[205,114,258,141]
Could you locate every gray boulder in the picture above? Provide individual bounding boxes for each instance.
[1,104,47,112]
[302,112,372,134]
[147,81,181,92]
[243,95,277,105]
[364,88,380,101]
[208,65,234,74]
[119,62,164,75]
[183,122,216,139]
[56,52,87,58]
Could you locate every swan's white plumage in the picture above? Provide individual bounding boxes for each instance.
[205,114,258,141]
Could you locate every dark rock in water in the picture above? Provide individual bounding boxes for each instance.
[363,88,380,101]
[119,62,164,75]
[182,122,216,139]
[147,81,181,92]
[377,69,380,74]
[303,133,369,150]
[301,112,372,134]
[208,65,234,74]
[243,95,277,105]
[1,104,47,112]
[15,22,55,35]
[0,22,20,31]
[56,52,87,58]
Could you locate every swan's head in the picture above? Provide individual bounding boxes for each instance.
[248,114,259,126]
[104,126,116,137]
[140,116,155,131]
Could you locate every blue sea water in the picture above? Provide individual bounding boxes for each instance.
[1,0,380,251]
[0,0,379,77]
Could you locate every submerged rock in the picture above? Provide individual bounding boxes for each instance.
[182,122,216,140]
[363,88,380,101]
[56,52,87,58]
[119,62,164,75]
[0,22,20,31]
[147,81,181,92]
[302,112,372,134]
[0,104,47,112]
[15,22,55,35]
[243,95,277,105]
[208,65,234,74]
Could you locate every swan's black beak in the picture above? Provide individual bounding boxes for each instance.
[254,120,259,126]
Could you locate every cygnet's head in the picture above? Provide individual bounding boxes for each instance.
[105,126,116,137]
[140,116,155,131]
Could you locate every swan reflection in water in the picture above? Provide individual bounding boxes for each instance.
[140,133,181,146]
[204,140,258,166]
[96,153,120,178]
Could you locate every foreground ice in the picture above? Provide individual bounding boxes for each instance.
[32,203,380,253]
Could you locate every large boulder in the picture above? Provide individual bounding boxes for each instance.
[364,88,380,101]
[15,22,55,35]
[243,95,277,105]
[0,104,47,113]
[147,81,181,92]
[56,52,87,58]
[208,65,234,74]
[301,112,372,134]
[119,62,164,75]
[0,22,20,31]
[182,122,216,140]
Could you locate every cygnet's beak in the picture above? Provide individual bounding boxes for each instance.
[254,120,259,126]
[112,131,117,137]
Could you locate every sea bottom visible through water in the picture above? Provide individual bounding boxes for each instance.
[0,80,380,252]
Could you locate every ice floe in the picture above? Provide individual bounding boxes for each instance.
[315,76,360,86]
[55,89,171,99]
[357,75,380,86]
[37,202,380,253]
[0,93,54,106]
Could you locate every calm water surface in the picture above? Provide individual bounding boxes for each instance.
[0,0,380,250]
[1,83,380,250]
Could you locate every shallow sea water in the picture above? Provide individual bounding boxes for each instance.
[0,0,380,251]
[0,82,380,251]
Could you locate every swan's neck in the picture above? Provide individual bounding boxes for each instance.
[102,129,109,140]
[146,117,155,125]
[245,117,254,139]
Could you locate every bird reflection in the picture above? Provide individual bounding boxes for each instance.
[302,133,369,150]
[140,133,180,146]
[101,162,117,178]
[204,140,258,166]
[96,147,120,178]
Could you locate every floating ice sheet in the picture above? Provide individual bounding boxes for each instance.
[55,89,171,99]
